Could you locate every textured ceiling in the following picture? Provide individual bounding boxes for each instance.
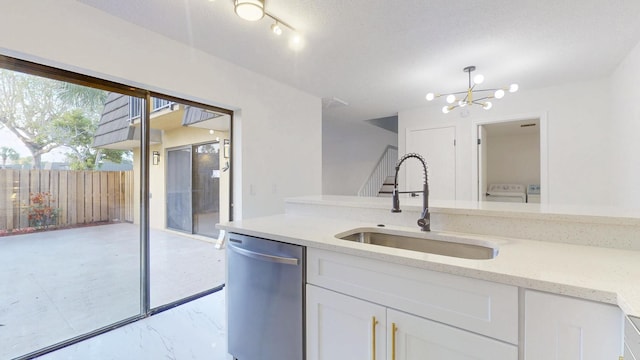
[78,0,640,122]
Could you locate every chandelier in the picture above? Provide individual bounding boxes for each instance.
[426,66,519,114]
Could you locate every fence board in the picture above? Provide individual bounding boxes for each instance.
[8,170,16,229]
[122,171,128,221]
[0,172,6,230]
[57,171,68,226]
[19,170,30,228]
[125,171,133,222]
[77,172,86,224]
[92,172,100,222]
[0,170,133,231]
[40,170,50,196]
[50,170,59,226]
[107,172,116,221]
[67,173,77,225]
[100,172,108,221]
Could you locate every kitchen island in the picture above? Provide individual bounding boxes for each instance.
[218,195,640,359]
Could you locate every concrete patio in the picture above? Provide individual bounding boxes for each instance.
[0,222,226,360]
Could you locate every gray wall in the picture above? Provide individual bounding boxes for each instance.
[323,118,397,195]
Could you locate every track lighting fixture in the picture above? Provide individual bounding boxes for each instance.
[232,0,302,48]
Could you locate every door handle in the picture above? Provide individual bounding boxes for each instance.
[372,316,379,360]
[228,242,299,265]
[392,322,398,360]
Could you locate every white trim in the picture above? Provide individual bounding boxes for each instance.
[470,112,549,204]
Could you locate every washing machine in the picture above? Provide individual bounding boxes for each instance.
[485,184,527,203]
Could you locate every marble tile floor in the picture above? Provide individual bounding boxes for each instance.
[0,223,226,360]
[35,289,229,360]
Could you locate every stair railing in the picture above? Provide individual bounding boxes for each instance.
[357,145,398,197]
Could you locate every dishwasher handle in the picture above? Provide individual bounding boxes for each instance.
[228,242,300,266]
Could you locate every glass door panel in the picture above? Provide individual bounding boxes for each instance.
[193,143,220,238]
[166,148,192,232]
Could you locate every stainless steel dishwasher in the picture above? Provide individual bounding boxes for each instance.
[227,233,305,360]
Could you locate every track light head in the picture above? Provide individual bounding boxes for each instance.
[234,0,265,22]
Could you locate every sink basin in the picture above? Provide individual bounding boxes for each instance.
[335,228,498,260]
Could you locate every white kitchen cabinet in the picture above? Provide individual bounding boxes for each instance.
[524,290,624,360]
[388,308,517,359]
[307,285,517,360]
[306,285,386,360]
[307,248,519,344]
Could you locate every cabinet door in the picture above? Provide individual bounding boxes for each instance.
[307,285,386,360]
[387,309,517,360]
[525,290,623,360]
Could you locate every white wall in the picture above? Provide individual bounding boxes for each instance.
[0,0,322,219]
[399,77,614,207]
[486,132,540,187]
[322,118,397,195]
[610,39,640,208]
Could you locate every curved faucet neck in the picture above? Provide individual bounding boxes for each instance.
[391,153,430,231]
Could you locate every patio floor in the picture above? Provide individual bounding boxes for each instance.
[0,222,226,360]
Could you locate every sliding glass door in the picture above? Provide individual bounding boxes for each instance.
[193,142,220,238]
[166,142,221,237]
[166,148,193,233]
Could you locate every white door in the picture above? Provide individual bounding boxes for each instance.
[306,285,386,360]
[406,126,456,200]
[524,290,623,360]
[478,125,488,201]
[388,309,517,360]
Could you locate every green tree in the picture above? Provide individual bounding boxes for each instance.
[0,69,67,168]
[56,82,107,117]
[0,69,123,170]
[51,109,125,170]
[0,146,19,167]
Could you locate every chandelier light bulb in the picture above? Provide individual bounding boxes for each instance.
[494,89,505,99]
[425,92,435,101]
[509,83,519,93]
[483,101,493,110]
[458,100,467,107]
[442,106,451,114]
[271,22,282,35]
[473,74,485,85]
[446,94,456,104]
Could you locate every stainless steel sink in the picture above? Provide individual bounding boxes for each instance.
[336,228,498,260]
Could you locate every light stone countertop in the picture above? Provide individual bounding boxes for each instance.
[287,195,640,226]
[218,213,640,318]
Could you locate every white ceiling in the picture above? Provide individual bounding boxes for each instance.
[78,0,640,122]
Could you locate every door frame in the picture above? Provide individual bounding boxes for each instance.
[470,112,549,204]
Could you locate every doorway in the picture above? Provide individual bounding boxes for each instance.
[166,142,222,237]
[472,114,548,203]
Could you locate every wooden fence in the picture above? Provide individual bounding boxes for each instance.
[0,169,134,231]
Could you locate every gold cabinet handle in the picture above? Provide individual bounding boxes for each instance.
[371,316,379,360]
[392,322,398,360]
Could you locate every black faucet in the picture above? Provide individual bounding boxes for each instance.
[391,153,430,231]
